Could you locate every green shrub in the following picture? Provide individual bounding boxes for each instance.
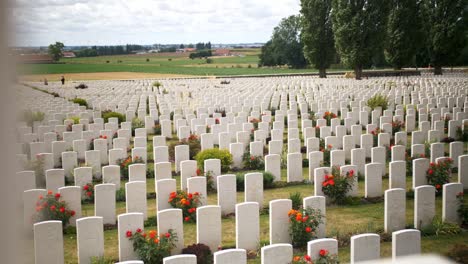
[116,187,126,202]
[206,58,213,64]
[289,192,302,210]
[421,217,461,236]
[131,118,145,136]
[367,93,389,111]
[236,174,245,191]
[182,243,213,264]
[70,116,80,124]
[20,110,45,126]
[71,98,88,108]
[102,110,125,124]
[195,148,233,173]
[263,172,275,189]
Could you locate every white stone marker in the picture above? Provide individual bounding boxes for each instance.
[95,184,116,225]
[157,208,184,254]
[442,183,463,224]
[17,171,36,191]
[265,154,281,182]
[204,159,221,189]
[269,199,292,244]
[102,165,121,190]
[61,151,77,179]
[46,169,65,193]
[175,145,189,173]
[384,188,406,233]
[23,189,47,231]
[197,205,222,253]
[307,238,338,261]
[365,163,382,198]
[85,150,101,179]
[392,229,421,260]
[117,213,144,262]
[303,196,326,238]
[350,233,380,264]
[34,220,64,264]
[188,176,207,206]
[244,172,263,208]
[314,167,331,197]
[129,163,146,182]
[217,174,237,216]
[412,158,429,189]
[125,181,147,220]
[261,243,293,264]
[180,160,197,191]
[389,161,406,189]
[214,249,247,264]
[156,179,176,212]
[414,185,435,229]
[76,217,104,264]
[459,155,468,188]
[58,186,81,226]
[163,255,197,264]
[236,202,260,251]
[287,152,303,182]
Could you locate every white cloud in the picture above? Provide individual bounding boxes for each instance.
[11,0,301,46]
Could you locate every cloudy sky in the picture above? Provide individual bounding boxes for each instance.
[11,0,301,46]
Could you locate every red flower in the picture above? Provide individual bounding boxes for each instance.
[250,156,255,161]
[70,210,75,216]
[55,193,61,199]
[436,184,441,189]
[322,181,328,187]
[165,232,171,238]
[103,136,107,139]
[86,191,92,197]
[319,249,328,257]
[328,179,335,186]
[349,170,355,177]
[59,206,65,213]
[196,168,201,176]
[184,216,190,222]
[48,190,53,195]
[38,195,44,200]
[194,192,199,196]
[428,169,434,175]
[304,255,311,261]
[430,162,435,166]
[50,205,56,211]
[83,185,89,191]
[327,144,332,149]
[305,227,312,233]
[136,228,142,233]
[126,231,132,238]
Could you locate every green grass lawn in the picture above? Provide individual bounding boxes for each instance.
[19,51,353,76]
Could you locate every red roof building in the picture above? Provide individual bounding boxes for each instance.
[213,49,231,56]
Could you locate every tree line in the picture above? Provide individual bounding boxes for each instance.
[259,0,467,79]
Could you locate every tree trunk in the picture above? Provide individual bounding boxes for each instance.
[354,66,362,80]
[319,68,327,78]
[434,66,442,75]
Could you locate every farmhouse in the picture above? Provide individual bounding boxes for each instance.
[213,48,231,56]
[62,51,76,58]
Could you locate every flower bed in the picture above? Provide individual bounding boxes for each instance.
[426,159,453,193]
[169,191,202,223]
[322,167,356,204]
[117,156,145,180]
[127,228,177,264]
[34,191,75,227]
[288,208,323,248]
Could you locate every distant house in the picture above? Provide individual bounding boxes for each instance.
[18,54,54,64]
[63,51,76,58]
[214,49,231,56]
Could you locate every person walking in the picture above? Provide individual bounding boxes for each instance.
[61,75,65,85]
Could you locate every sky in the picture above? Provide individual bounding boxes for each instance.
[11,0,301,47]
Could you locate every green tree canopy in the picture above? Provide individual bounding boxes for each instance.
[385,0,425,70]
[259,15,307,69]
[424,0,467,75]
[48,42,64,62]
[300,0,335,77]
[332,0,390,79]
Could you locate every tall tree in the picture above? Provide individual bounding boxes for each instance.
[332,0,390,79]
[425,0,467,75]
[300,0,335,78]
[385,0,425,69]
[48,42,64,62]
[258,15,307,69]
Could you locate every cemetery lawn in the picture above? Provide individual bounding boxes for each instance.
[68,174,468,264]
[18,49,351,79]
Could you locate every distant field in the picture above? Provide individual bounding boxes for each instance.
[19,48,343,78]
